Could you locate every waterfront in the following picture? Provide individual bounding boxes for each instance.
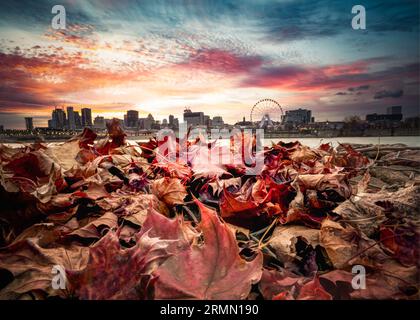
[2,135,419,148]
[1,121,419,300]
[261,135,420,148]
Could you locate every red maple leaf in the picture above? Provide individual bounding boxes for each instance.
[153,200,263,299]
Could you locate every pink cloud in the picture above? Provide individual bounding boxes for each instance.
[176,49,263,74]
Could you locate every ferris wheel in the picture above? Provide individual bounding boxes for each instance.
[250,99,283,126]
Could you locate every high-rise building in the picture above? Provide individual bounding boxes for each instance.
[25,117,34,131]
[67,106,75,130]
[81,108,92,127]
[169,115,175,126]
[74,111,82,129]
[51,108,66,129]
[126,110,139,128]
[183,108,204,126]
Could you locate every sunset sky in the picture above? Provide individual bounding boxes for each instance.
[0,0,419,129]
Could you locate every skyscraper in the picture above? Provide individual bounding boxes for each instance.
[25,117,33,131]
[168,114,179,129]
[67,106,75,130]
[81,108,92,127]
[74,111,82,129]
[126,110,139,128]
[51,108,66,129]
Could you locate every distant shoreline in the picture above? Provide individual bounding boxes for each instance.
[1,128,420,142]
[2,135,420,148]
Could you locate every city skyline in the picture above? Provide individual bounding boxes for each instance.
[2,100,417,130]
[6,103,411,132]
[0,1,419,129]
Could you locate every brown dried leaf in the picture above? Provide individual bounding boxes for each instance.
[151,177,188,207]
[67,230,173,300]
[0,239,88,299]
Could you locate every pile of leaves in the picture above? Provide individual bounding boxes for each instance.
[0,120,418,300]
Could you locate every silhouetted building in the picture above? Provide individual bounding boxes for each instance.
[184,108,204,125]
[74,111,82,129]
[126,110,139,128]
[67,106,75,130]
[282,108,313,125]
[367,106,403,123]
[25,117,34,131]
[366,113,403,122]
[50,108,66,129]
[387,106,402,115]
[81,108,92,127]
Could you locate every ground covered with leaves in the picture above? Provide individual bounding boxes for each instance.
[0,120,419,300]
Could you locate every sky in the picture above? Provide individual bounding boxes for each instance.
[0,0,419,129]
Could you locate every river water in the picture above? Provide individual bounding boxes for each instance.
[129,136,420,148]
[2,136,419,148]
[260,136,420,148]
